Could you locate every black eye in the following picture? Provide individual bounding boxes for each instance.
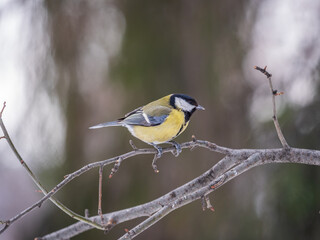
[187,99,197,106]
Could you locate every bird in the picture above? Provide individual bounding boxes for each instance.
[89,94,204,171]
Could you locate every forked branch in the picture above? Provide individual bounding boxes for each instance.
[38,147,320,240]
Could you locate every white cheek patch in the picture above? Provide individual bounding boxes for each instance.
[175,98,194,112]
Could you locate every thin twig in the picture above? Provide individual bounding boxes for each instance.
[98,165,105,224]
[129,140,138,150]
[201,195,206,211]
[202,194,214,212]
[84,209,90,218]
[0,102,6,118]
[152,154,160,173]
[0,222,9,234]
[254,66,290,149]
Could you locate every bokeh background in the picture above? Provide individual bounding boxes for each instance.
[1,0,320,239]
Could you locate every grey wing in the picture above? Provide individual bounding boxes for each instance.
[124,106,143,118]
[121,110,168,126]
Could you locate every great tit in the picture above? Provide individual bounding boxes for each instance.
[90,94,204,160]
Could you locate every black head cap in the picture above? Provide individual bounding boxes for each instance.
[169,94,198,109]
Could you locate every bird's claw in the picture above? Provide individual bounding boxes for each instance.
[169,141,182,157]
[152,155,159,173]
[151,144,162,173]
[156,149,162,159]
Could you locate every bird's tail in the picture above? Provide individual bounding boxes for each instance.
[89,121,122,129]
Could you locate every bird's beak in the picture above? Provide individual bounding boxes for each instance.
[196,105,205,110]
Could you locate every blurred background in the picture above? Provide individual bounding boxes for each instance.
[1,0,320,239]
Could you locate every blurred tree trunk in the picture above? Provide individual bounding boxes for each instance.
[44,0,96,223]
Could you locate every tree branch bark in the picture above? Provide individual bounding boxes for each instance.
[37,148,320,240]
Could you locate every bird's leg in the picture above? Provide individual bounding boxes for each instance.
[168,140,182,157]
[151,143,162,173]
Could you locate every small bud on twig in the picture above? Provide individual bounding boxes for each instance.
[192,135,197,142]
[190,135,198,151]
[272,90,284,96]
[254,66,272,78]
[109,157,123,178]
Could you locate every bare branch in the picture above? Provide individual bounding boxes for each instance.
[38,148,320,239]
[254,66,290,149]
[0,109,106,231]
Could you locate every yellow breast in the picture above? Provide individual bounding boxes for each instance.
[131,109,188,144]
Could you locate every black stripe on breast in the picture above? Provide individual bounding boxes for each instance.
[183,111,192,122]
[175,124,184,137]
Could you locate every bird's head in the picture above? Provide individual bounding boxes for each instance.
[170,94,205,118]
